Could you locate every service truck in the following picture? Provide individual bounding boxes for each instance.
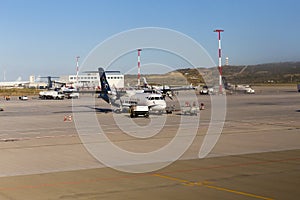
[39,91,65,100]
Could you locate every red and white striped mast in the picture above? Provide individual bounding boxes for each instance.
[214,29,224,94]
[137,49,142,87]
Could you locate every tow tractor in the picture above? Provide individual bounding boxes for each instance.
[129,105,149,118]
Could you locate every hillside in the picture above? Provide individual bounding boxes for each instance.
[222,62,300,84]
[125,62,300,86]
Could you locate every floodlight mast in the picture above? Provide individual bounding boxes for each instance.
[137,49,142,87]
[214,29,224,94]
[76,56,80,87]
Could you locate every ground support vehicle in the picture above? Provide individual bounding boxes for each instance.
[39,91,65,100]
[130,105,149,118]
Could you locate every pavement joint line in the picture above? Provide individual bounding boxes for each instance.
[152,173,274,200]
[0,173,148,192]
[155,156,300,175]
[0,134,80,142]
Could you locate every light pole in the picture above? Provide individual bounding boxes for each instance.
[137,49,142,86]
[76,56,80,87]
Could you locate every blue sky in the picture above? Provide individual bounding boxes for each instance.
[0,0,299,80]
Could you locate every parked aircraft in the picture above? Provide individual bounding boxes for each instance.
[39,76,79,99]
[0,77,29,88]
[98,68,167,113]
[39,76,62,90]
[142,77,195,99]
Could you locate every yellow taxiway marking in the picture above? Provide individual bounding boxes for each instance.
[152,173,274,200]
[204,184,274,200]
[152,173,211,187]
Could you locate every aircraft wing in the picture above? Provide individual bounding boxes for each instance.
[168,84,195,91]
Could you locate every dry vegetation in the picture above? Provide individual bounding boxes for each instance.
[0,88,40,96]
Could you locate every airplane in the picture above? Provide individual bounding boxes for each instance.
[38,76,66,90]
[38,76,80,99]
[142,77,195,99]
[0,77,29,88]
[142,77,172,98]
[40,76,80,97]
[0,81,29,88]
[97,68,167,113]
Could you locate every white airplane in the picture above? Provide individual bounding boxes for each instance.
[118,92,166,112]
[0,81,29,88]
[98,68,166,113]
[0,77,29,88]
[142,77,195,99]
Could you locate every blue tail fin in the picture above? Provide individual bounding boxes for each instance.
[98,67,111,104]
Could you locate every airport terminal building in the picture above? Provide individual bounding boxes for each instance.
[61,71,124,89]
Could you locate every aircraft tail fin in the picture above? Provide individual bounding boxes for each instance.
[98,67,111,103]
[142,77,149,88]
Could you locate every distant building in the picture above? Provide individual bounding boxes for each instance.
[61,71,124,89]
[27,75,47,89]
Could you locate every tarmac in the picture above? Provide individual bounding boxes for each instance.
[0,86,299,200]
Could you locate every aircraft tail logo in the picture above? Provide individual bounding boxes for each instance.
[98,67,111,103]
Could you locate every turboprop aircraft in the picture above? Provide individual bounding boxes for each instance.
[98,68,167,113]
[142,77,195,99]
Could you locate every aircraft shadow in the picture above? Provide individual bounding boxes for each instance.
[53,106,113,114]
